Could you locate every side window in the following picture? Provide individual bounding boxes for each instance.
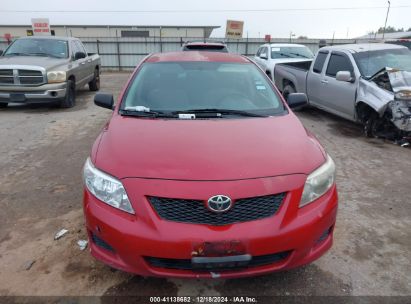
[71,41,81,58]
[312,52,328,74]
[261,47,268,57]
[256,47,261,57]
[326,53,353,77]
[76,40,87,54]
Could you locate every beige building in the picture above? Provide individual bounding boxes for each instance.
[0,24,220,39]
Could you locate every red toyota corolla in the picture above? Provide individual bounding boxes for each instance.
[83,51,338,278]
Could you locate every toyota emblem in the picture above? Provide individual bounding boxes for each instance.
[207,195,232,213]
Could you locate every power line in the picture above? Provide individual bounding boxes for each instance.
[1,6,411,14]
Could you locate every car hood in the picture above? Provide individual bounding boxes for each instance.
[94,113,326,181]
[0,55,69,70]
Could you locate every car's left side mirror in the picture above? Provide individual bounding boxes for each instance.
[336,71,354,83]
[287,93,308,109]
[94,93,114,110]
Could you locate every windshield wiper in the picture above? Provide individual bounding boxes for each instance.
[4,52,32,56]
[278,53,292,58]
[173,108,268,117]
[30,52,61,58]
[119,107,172,118]
[289,52,311,59]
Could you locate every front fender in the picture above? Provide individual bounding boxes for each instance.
[356,78,393,116]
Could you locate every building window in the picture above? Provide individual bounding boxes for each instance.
[121,30,149,37]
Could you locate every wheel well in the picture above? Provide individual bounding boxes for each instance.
[283,79,295,90]
[95,65,100,72]
[356,102,378,123]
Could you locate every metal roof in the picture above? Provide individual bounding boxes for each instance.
[0,24,220,29]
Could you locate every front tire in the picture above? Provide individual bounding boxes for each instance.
[282,84,296,101]
[89,69,100,91]
[364,112,383,138]
[59,79,76,108]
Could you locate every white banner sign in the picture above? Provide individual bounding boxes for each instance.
[31,18,51,36]
[225,20,244,39]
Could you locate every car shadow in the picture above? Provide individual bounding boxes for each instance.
[0,88,94,114]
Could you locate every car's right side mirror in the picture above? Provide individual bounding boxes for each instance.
[287,93,308,109]
[74,52,86,60]
[94,93,114,110]
[336,71,354,83]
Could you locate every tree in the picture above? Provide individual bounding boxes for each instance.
[376,26,405,33]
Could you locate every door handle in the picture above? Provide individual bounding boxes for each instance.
[87,60,91,63]
[321,80,328,84]
[81,62,86,65]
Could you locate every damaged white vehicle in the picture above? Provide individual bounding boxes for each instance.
[274,43,411,145]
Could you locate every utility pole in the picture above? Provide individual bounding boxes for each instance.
[383,0,391,39]
[289,31,295,43]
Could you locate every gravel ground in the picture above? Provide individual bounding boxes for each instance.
[0,72,410,301]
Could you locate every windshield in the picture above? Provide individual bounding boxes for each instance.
[4,39,68,59]
[353,48,411,77]
[271,46,314,59]
[121,62,285,116]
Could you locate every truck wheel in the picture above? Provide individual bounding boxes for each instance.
[60,79,76,108]
[89,69,100,91]
[0,103,8,108]
[283,84,296,100]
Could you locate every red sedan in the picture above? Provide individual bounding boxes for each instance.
[83,51,338,278]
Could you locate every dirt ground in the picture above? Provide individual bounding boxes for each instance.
[0,72,410,300]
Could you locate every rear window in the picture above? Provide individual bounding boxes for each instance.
[312,52,328,73]
[122,62,285,115]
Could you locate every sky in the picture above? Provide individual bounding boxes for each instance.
[0,0,410,38]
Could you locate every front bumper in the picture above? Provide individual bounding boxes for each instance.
[83,175,338,279]
[0,82,67,104]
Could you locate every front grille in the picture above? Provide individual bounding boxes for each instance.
[145,251,290,272]
[0,68,45,85]
[18,69,44,85]
[148,193,285,226]
[0,69,14,84]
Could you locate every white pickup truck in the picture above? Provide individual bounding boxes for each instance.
[254,43,314,80]
[274,43,411,143]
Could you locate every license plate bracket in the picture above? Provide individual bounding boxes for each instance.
[191,254,251,270]
[10,93,26,102]
[192,240,247,257]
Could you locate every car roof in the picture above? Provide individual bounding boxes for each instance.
[146,51,250,63]
[320,43,407,53]
[185,41,226,46]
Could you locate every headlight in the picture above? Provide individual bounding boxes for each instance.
[83,157,135,214]
[47,71,66,83]
[395,91,411,101]
[299,155,336,208]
